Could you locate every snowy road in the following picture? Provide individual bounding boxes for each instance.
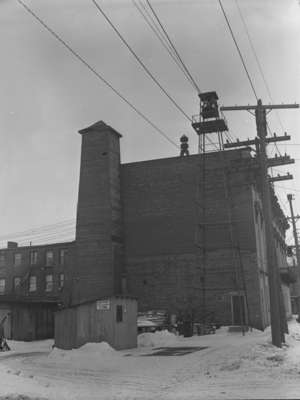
[0,321,300,399]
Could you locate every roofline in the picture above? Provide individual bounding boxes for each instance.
[0,240,75,252]
[121,147,252,167]
[78,121,122,138]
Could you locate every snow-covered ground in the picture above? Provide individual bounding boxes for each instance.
[0,319,300,400]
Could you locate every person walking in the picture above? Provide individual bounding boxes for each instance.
[0,315,10,351]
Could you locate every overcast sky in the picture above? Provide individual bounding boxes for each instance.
[0,0,299,246]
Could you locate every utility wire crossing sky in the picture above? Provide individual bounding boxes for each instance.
[0,0,299,245]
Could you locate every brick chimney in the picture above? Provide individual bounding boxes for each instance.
[73,121,124,305]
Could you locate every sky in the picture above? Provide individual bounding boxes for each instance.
[0,0,299,246]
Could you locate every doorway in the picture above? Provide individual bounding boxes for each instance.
[0,308,11,339]
[231,295,246,325]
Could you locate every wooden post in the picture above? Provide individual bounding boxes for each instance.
[220,100,299,347]
[255,99,282,347]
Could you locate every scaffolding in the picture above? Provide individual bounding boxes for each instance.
[192,91,249,332]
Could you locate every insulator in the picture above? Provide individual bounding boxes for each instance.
[180,135,189,157]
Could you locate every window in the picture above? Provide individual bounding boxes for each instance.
[45,250,54,266]
[116,305,123,323]
[59,273,64,289]
[14,277,21,291]
[0,279,5,294]
[30,250,38,265]
[45,274,53,292]
[29,276,37,292]
[0,254,5,267]
[14,253,22,266]
[59,249,67,266]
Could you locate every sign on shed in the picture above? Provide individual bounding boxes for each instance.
[96,299,110,311]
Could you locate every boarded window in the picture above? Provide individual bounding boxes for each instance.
[14,253,22,266]
[30,250,38,265]
[45,274,53,292]
[45,251,54,266]
[0,279,5,294]
[116,305,123,323]
[29,276,37,292]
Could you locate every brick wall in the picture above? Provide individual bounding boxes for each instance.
[0,241,74,300]
[73,121,123,304]
[121,150,266,328]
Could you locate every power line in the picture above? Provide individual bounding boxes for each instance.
[136,2,219,151]
[145,0,201,94]
[275,185,300,194]
[132,0,196,90]
[141,0,221,151]
[0,232,75,248]
[17,235,75,246]
[218,0,258,101]
[0,219,75,241]
[235,0,286,134]
[92,0,191,122]
[275,192,290,215]
[266,122,282,157]
[273,144,300,146]
[5,227,76,242]
[17,0,179,149]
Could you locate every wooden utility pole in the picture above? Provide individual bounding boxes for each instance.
[221,99,299,347]
[287,194,300,267]
[287,193,300,318]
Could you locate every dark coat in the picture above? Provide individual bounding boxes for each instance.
[0,324,4,338]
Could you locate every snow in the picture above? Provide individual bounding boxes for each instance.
[49,342,116,360]
[137,319,157,328]
[0,319,299,399]
[138,329,177,347]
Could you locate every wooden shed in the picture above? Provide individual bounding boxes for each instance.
[55,296,137,350]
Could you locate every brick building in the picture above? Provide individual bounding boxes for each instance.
[70,121,293,330]
[0,240,74,340]
[0,120,295,339]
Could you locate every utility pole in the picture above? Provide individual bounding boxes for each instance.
[220,99,299,347]
[287,194,300,319]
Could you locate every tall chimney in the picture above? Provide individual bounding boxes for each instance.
[72,121,123,305]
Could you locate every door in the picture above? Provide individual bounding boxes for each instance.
[0,308,12,339]
[231,295,246,325]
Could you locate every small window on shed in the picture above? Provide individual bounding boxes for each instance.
[116,305,123,323]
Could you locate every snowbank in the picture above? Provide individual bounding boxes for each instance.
[49,342,115,359]
[49,341,116,359]
[217,319,300,375]
[1,339,54,355]
[138,330,177,347]
[46,341,121,371]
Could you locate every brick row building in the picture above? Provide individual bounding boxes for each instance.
[0,120,295,340]
[0,241,74,340]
